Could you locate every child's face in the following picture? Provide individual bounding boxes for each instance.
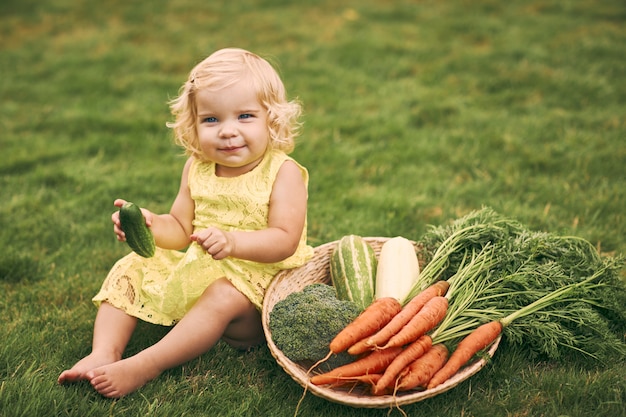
[195,80,270,177]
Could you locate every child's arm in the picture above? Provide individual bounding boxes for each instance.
[113,158,195,251]
[191,160,307,263]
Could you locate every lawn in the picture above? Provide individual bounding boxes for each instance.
[1,0,625,416]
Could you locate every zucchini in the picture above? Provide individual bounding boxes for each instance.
[330,235,377,311]
[119,201,155,258]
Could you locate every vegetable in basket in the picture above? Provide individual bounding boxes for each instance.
[375,236,421,302]
[309,346,403,387]
[330,235,377,311]
[327,236,429,356]
[414,208,626,364]
[269,283,361,371]
[310,208,626,396]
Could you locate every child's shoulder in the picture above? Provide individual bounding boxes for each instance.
[185,157,215,183]
[268,149,304,171]
[271,151,308,183]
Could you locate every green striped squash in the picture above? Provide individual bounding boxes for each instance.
[330,235,377,311]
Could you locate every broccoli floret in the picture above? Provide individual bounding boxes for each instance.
[269,283,361,371]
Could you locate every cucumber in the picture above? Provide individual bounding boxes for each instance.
[119,201,155,258]
[330,235,377,311]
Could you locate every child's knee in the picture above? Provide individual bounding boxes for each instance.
[198,278,254,316]
[200,278,239,301]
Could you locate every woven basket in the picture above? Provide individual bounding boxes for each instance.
[262,237,500,408]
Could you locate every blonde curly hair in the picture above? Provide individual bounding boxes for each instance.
[167,48,302,159]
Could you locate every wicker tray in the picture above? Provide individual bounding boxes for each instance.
[262,237,500,408]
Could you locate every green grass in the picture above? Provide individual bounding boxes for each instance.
[1,0,625,416]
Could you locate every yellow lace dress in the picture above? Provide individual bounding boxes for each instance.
[92,149,314,326]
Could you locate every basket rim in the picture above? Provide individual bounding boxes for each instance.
[262,236,500,408]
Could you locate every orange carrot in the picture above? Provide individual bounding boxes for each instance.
[345,336,372,356]
[396,343,449,391]
[309,347,403,386]
[382,296,449,349]
[325,373,383,389]
[348,334,372,356]
[426,320,502,389]
[329,297,402,354]
[372,334,432,395]
[348,281,450,355]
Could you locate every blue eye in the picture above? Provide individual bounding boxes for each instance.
[239,114,253,120]
[203,117,218,123]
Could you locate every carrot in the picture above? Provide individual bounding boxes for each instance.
[325,373,383,390]
[345,336,372,356]
[348,281,450,355]
[329,297,402,354]
[309,347,403,386]
[426,320,502,389]
[372,334,432,395]
[382,296,449,349]
[396,343,449,391]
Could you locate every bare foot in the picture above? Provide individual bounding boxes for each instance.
[58,351,118,385]
[86,355,161,398]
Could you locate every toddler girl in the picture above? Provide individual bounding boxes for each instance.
[57,48,313,398]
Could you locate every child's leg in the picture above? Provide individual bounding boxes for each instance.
[58,302,137,384]
[221,299,265,350]
[86,278,259,398]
